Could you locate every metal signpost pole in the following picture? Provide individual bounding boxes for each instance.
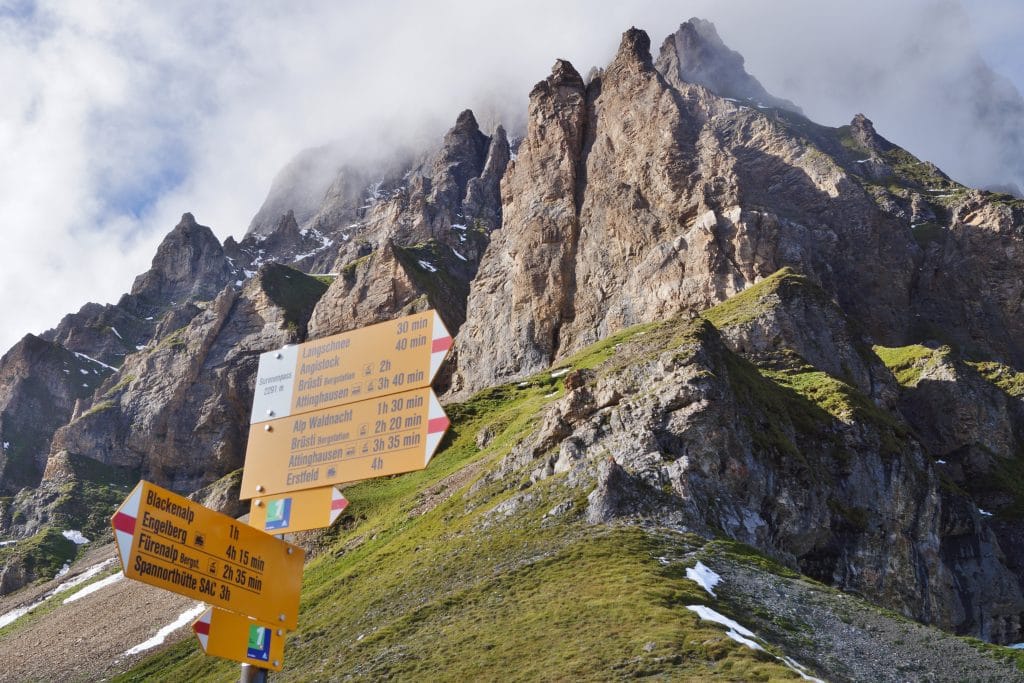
[240,663,268,682]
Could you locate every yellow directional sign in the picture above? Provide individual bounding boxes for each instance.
[250,310,452,423]
[249,486,349,534]
[111,481,304,629]
[193,607,285,671]
[240,387,449,498]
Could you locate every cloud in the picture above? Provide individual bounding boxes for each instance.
[0,0,1020,354]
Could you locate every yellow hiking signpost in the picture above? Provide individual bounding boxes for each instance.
[193,607,286,671]
[240,387,450,498]
[249,486,349,534]
[111,480,304,629]
[250,310,452,424]
[175,309,453,675]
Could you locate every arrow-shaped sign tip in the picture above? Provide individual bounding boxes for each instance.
[192,607,213,653]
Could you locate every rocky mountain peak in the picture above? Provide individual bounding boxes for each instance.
[849,113,894,154]
[610,27,654,71]
[130,213,234,305]
[535,58,585,97]
[453,108,480,132]
[662,18,801,112]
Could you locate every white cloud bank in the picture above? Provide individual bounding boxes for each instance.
[0,0,1020,353]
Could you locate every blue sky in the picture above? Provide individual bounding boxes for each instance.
[0,0,1020,355]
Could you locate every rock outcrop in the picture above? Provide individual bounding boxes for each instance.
[487,273,1024,642]
[0,336,110,494]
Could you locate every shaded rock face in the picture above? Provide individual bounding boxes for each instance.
[42,301,154,369]
[0,336,110,494]
[309,241,459,338]
[452,25,1024,396]
[49,264,327,492]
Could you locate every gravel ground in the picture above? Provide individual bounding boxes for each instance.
[708,552,1024,683]
[0,541,200,683]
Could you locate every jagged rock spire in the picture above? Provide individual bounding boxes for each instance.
[657,18,801,112]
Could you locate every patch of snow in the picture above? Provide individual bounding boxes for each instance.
[81,383,89,388]
[145,316,154,320]
[936,459,947,464]
[1,442,8,450]
[63,571,123,604]
[56,562,71,578]
[135,345,146,351]
[0,539,16,546]
[686,562,721,597]
[656,556,671,566]
[235,280,243,286]
[63,369,70,374]
[1009,642,1024,649]
[110,327,122,339]
[543,391,559,398]
[855,158,872,164]
[687,605,824,682]
[687,605,763,650]
[451,247,467,261]
[73,352,117,371]
[417,260,438,273]
[517,382,529,389]
[550,367,571,378]
[0,600,43,629]
[979,508,994,517]
[781,656,826,682]
[123,603,206,655]
[79,369,89,375]
[62,530,90,545]
[723,97,740,103]
[243,269,256,278]
[52,559,115,595]
[451,223,467,231]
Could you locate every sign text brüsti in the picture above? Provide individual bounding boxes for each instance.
[240,387,449,498]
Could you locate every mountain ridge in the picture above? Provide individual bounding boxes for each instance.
[2,17,1024,681]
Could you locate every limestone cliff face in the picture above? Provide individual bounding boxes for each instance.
[451,60,587,387]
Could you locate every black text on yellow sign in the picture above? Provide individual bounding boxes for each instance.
[111,480,304,629]
[240,387,450,498]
